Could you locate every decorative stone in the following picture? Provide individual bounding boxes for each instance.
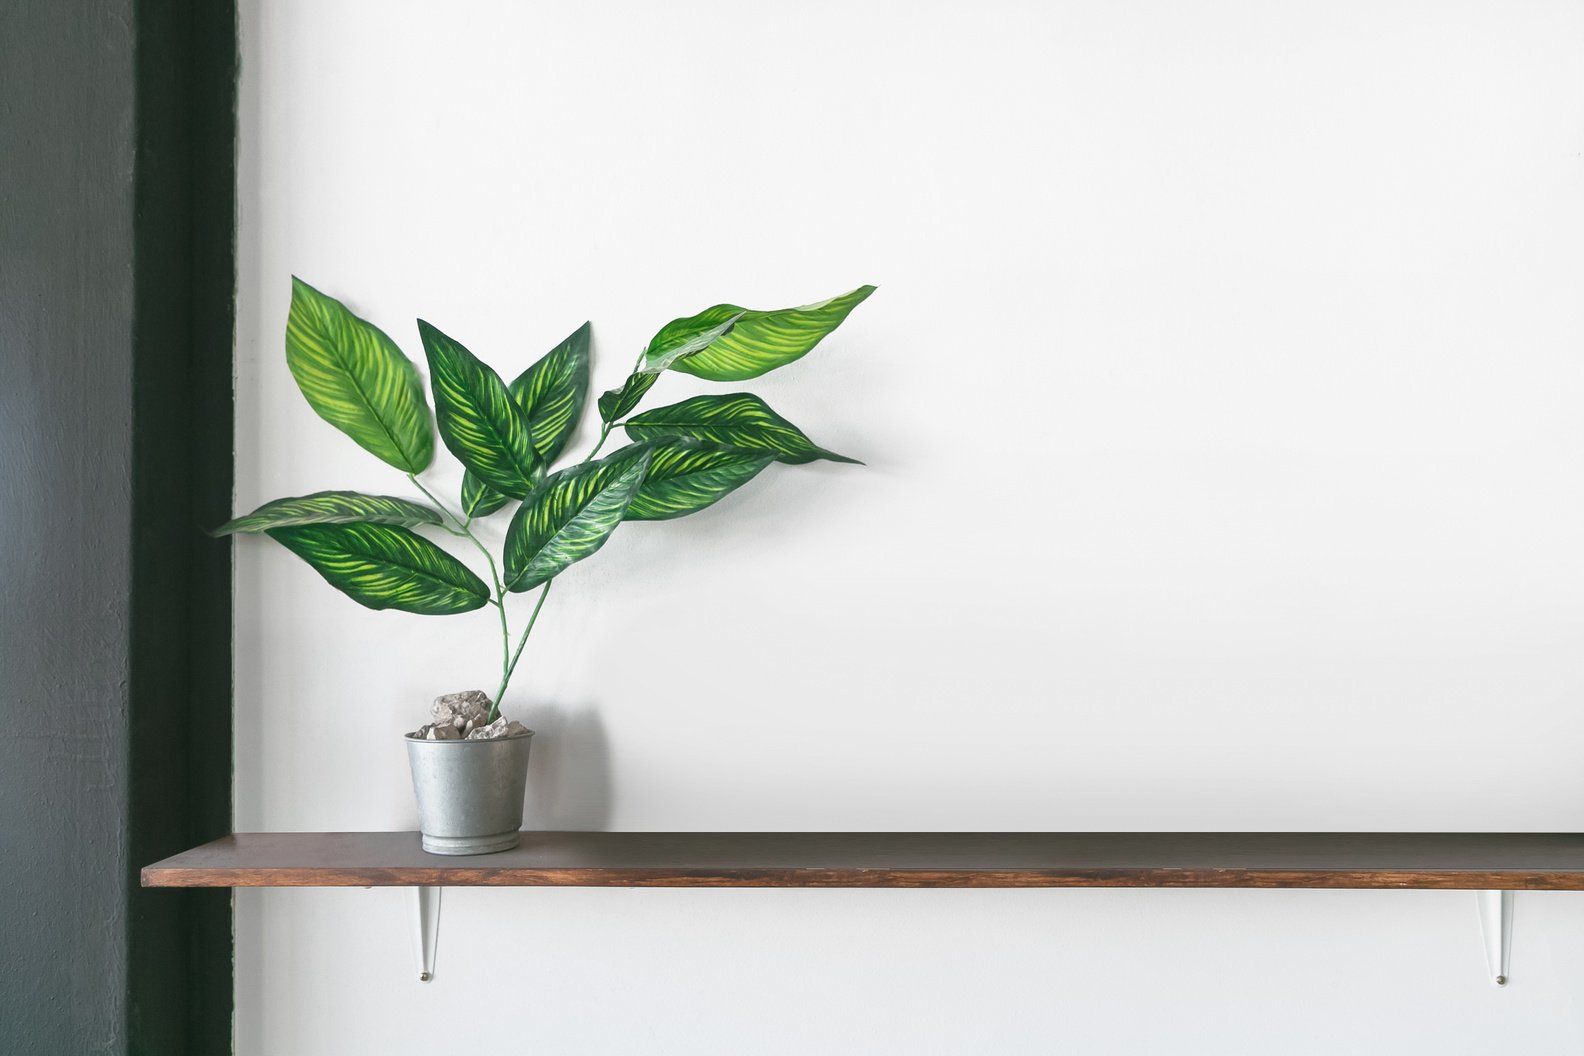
[466,716,511,741]
[427,722,460,741]
[433,690,490,730]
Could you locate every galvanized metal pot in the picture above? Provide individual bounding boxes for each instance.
[405,731,533,855]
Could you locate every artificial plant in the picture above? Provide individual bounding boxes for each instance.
[217,279,875,722]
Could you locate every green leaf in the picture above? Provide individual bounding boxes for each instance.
[650,285,876,382]
[639,313,743,373]
[284,277,434,473]
[213,491,445,535]
[597,311,745,425]
[624,441,775,521]
[510,321,591,463]
[503,447,655,591]
[419,320,541,499]
[625,393,860,465]
[267,522,490,615]
[460,324,587,516]
[597,369,658,423]
[460,470,511,519]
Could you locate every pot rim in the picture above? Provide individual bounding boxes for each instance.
[404,729,535,743]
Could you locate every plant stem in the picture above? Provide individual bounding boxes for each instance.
[408,474,515,710]
[494,579,553,717]
[409,351,648,721]
[488,391,627,714]
[584,348,646,465]
[584,421,612,463]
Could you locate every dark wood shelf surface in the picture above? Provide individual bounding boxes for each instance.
[141,832,1584,890]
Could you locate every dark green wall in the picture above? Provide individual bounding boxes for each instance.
[0,1,236,1052]
[0,1,140,1048]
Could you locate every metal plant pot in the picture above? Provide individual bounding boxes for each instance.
[405,731,533,855]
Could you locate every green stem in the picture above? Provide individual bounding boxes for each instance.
[408,474,514,707]
[494,579,553,716]
[491,390,622,716]
[584,348,646,465]
[415,348,648,722]
[584,421,612,463]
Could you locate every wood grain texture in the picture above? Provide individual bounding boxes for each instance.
[142,832,1584,890]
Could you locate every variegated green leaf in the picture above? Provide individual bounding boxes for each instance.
[597,369,657,423]
[639,313,742,373]
[459,323,588,516]
[285,277,434,473]
[267,522,489,615]
[213,491,444,535]
[652,285,876,381]
[512,321,591,462]
[460,470,511,519]
[592,309,735,435]
[419,320,540,499]
[624,441,774,521]
[459,457,547,519]
[625,393,860,465]
[503,447,654,591]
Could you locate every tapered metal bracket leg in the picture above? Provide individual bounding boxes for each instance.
[1477,890,1513,986]
[411,886,442,982]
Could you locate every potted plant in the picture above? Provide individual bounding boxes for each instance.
[218,278,874,854]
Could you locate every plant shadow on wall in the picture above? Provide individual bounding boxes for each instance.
[520,703,612,830]
[218,278,875,851]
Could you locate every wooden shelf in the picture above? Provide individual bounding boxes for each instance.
[141,832,1584,890]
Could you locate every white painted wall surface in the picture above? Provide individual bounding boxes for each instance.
[234,2,1584,1051]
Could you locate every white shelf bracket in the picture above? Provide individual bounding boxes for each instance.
[411,885,442,982]
[1477,890,1513,986]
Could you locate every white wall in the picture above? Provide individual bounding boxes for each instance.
[234,1,1584,1051]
